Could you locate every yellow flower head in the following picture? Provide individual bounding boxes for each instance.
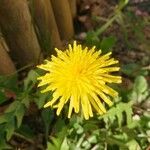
[37,41,121,120]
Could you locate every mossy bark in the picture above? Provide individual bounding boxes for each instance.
[0,0,42,67]
[30,0,62,52]
[51,0,74,40]
[0,37,16,75]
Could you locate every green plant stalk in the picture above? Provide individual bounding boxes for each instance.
[95,0,128,36]
[95,15,117,36]
[1,63,33,79]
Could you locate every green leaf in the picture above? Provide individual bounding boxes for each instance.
[16,124,35,139]
[60,137,69,150]
[125,106,132,125]
[0,140,11,149]
[121,63,141,77]
[101,102,133,127]
[100,36,116,53]
[42,108,53,139]
[5,101,20,113]
[83,122,98,132]
[15,103,25,127]
[22,95,30,108]
[0,91,6,105]
[87,135,97,144]
[127,90,137,101]
[47,119,68,150]
[0,75,18,91]
[0,132,12,149]
[106,137,127,148]
[85,31,100,48]
[126,140,141,150]
[134,76,148,94]
[5,118,15,140]
[35,91,52,109]
[0,112,13,124]
[47,127,68,150]
[82,140,91,149]
[47,141,57,150]
[5,100,26,127]
[24,70,39,90]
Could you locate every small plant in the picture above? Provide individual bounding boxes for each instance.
[0,0,149,149]
[37,41,121,119]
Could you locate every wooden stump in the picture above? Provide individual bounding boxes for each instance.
[51,0,74,40]
[30,0,62,53]
[0,0,42,67]
[0,37,16,75]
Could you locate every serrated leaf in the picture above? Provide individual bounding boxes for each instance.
[0,132,12,149]
[42,108,53,139]
[0,113,12,124]
[5,101,20,113]
[60,137,69,150]
[35,91,52,109]
[5,118,15,140]
[102,102,133,127]
[15,103,25,127]
[22,96,30,108]
[0,75,18,91]
[47,124,68,150]
[24,70,39,90]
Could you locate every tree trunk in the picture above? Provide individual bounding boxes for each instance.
[30,0,62,53]
[51,0,74,40]
[0,0,42,67]
[0,37,16,75]
[69,0,77,18]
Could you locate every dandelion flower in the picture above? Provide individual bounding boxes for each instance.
[37,41,121,119]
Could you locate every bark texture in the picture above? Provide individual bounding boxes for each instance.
[0,0,42,67]
[51,0,74,40]
[69,0,77,18]
[0,37,16,75]
[31,0,62,52]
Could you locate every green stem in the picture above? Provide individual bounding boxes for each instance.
[95,15,117,36]
[95,0,128,36]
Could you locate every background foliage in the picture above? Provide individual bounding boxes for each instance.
[0,0,150,149]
